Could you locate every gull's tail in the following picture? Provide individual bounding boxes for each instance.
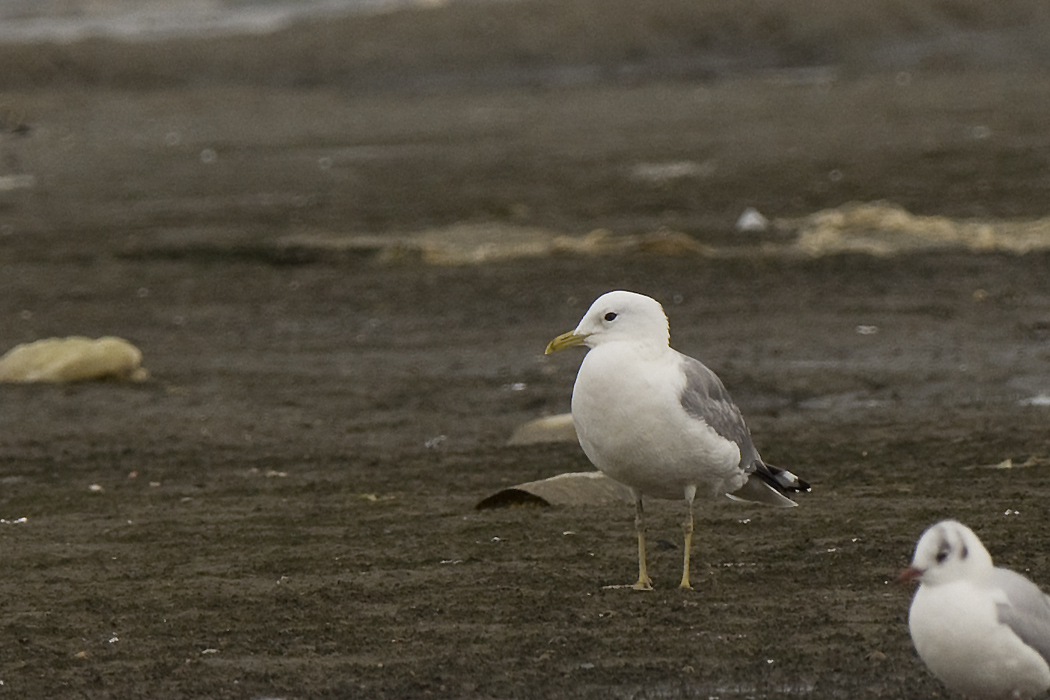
[728,461,810,508]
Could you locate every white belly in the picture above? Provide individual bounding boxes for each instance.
[570,344,745,501]
[909,582,1050,700]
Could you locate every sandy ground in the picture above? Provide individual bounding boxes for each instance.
[2,1,1050,698]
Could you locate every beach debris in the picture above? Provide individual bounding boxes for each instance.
[735,207,770,232]
[424,434,447,449]
[0,336,148,383]
[964,456,1050,471]
[359,493,395,503]
[246,468,288,478]
[628,160,715,183]
[0,174,35,192]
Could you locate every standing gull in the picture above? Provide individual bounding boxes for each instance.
[901,520,1050,700]
[545,290,808,590]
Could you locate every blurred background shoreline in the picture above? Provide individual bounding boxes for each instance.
[2,0,1049,252]
[1,0,1049,91]
[0,0,419,45]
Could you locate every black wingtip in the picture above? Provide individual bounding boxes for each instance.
[759,463,810,494]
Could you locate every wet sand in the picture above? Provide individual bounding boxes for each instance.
[2,1,1050,697]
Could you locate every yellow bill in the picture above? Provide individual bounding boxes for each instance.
[545,331,589,354]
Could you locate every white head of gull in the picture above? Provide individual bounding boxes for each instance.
[545,290,808,590]
[901,520,1050,700]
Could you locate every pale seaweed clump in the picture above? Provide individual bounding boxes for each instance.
[277,224,714,265]
[0,336,148,383]
[788,201,1050,256]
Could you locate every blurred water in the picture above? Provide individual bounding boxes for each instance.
[0,0,432,44]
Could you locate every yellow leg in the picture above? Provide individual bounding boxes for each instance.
[680,489,696,590]
[633,496,653,590]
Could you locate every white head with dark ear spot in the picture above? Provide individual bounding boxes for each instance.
[903,520,1050,700]
[905,520,994,586]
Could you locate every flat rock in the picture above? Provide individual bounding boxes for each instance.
[476,471,634,509]
[506,413,577,445]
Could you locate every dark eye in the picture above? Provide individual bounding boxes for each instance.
[604,312,617,322]
[935,544,950,564]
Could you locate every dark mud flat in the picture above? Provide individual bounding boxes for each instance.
[2,1,1050,698]
[3,250,1050,700]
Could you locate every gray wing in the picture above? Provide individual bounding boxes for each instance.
[993,567,1050,666]
[678,353,809,502]
[677,353,760,472]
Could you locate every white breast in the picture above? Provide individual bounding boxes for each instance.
[909,581,1050,700]
[570,342,745,501]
